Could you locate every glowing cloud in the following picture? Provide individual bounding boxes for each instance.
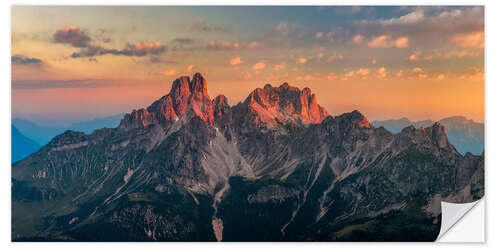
[367,35,408,48]
[353,34,364,44]
[229,57,244,65]
[412,67,423,73]
[377,67,387,79]
[53,26,91,48]
[409,51,421,61]
[253,61,266,70]
[395,37,409,48]
[273,62,287,71]
[436,73,446,80]
[296,57,308,64]
[162,69,177,76]
[451,31,484,48]
[186,64,196,73]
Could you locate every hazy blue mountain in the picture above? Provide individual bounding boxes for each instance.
[371,116,484,155]
[11,119,65,146]
[12,125,40,163]
[12,114,124,146]
[69,114,125,134]
[371,118,434,134]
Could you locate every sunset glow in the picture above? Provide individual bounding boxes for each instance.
[11,6,484,124]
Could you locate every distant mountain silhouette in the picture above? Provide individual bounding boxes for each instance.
[12,114,124,146]
[12,125,40,163]
[371,116,484,155]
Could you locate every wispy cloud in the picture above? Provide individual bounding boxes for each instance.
[367,35,408,48]
[355,7,483,47]
[187,20,229,33]
[12,79,110,89]
[71,42,167,58]
[12,54,43,65]
[271,22,296,36]
[172,38,196,44]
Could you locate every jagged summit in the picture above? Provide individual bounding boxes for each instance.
[13,74,484,242]
[120,74,330,130]
[238,82,329,127]
[119,73,215,129]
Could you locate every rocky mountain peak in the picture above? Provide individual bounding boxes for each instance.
[333,110,373,129]
[241,82,329,126]
[119,73,215,129]
[190,72,209,98]
[426,122,449,148]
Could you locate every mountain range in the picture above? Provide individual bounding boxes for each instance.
[11,125,40,163]
[12,73,484,241]
[12,114,124,146]
[371,117,484,155]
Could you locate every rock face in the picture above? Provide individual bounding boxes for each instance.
[12,73,484,242]
[119,73,215,129]
[234,83,329,127]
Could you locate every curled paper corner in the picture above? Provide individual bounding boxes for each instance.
[436,198,484,242]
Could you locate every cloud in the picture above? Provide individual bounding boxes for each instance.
[253,61,266,70]
[367,35,408,48]
[353,34,364,44]
[324,73,338,80]
[326,52,344,63]
[412,67,423,73]
[162,69,176,76]
[172,38,196,44]
[124,42,166,56]
[53,26,91,48]
[229,57,244,65]
[378,8,425,25]
[451,30,484,48]
[12,78,108,89]
[409,51,421,61]
[408,49,480,61]
[186,64,196,73]
[296,57,308,64]
[355,7,483,47]
[272,22,295,35]
[377,67,387,79]
[356,68,370,76]
[187,20,228,33]
[237,71,253,80]
[205,41,263,51]
[342,68,372,80]
[395,37,409,48]
[273,62,287,71]
[442,49,480,59]
[12,54,43,65]
[71,42,166,58]
[436,73,446,80]
[468,68,484,81]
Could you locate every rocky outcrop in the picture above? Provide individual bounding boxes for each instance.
[119,73,216,130]
[234,83,329,128]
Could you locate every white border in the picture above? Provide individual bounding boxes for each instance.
[2,0,497,249]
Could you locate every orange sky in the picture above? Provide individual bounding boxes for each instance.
[11,6,484,124]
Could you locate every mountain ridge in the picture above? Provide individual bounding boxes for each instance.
[372,116,484,155]
[12,73,484,241]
